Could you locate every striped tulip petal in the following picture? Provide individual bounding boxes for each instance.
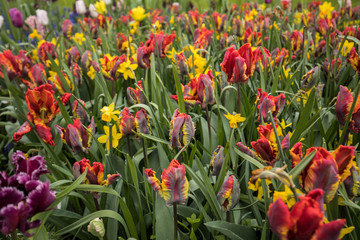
[217,175,240,211]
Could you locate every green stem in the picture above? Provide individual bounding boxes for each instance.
[127,135,132,157]
[226,211,230,222]
[173,203,178,240]
[237,83,241,114]
[142,138,148,168]
[205,107,212,149]
[269,113,287,166]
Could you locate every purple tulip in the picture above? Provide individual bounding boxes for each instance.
[265,0,272,3]
[0,151,55,236]
[9,8,23,28]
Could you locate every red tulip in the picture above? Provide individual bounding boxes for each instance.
[268,189,346,240]
[169,109,195,148]
[117,107,135,137]
[336,85,360,133]
[256,89,286,122]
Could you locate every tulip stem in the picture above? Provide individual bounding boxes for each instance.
[127,136,132,157]
[205,107,212,149]
[226,211,230,222]
[94,196,100,211]
[142,138,148,168]
[173,203,178,240]
[237,83,241,114]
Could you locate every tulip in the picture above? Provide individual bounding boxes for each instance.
[256,89,286,122]
[169,109,195,149]
[62,19,73,39]
[38,41,57,64]
[117,107,135,137]
[0,151,55,236]
[88,218,105,238]
[268,189,346,240]
[135,109,151,135]
[245,124,290,166]
[209,146,225,177]
[22,63,46,89]
[217,175,240,211]
[13,84,71,146]
[0,50,21,80]
[301,66,319,90]
[336,85,360,134]
[136,43,151,69]
[76,0,87,14]
[194,27,214,49]
[72,99,89,123]
[63,117,95,154]
[197,73,215,109]
[349,47,360,75]
[66,47,80,66]
[73,158,119,186]
[36,10,49,26]
[144,159,189,206]
[127,81,146,105]
[9,8,23,28]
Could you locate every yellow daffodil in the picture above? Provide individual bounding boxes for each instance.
[94,0,107,15]
[319,2,334,19]
[273,185,304,208]
[166,47,183,63]
[31,48,39,61]
[294,12,302,25]
[118,59,137,80]
[224,113,246,129]
[98,125,122,151]
[339,40,354,56]
[100,103,120,122]
[72,33,86,46]
[248,178,272,200]
[87,65,96,80]
[29,29,42,40]
[130,6,147,22]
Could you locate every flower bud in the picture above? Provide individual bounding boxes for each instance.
[135,109,151,135]
[117,107,135,137]
[217,175,240,211]
[301,66,319,91]
[62,19,73,39]
[169,109,195,148]
[9,8,23,28]
[38,41,57,63]
[88,218,105,238]
[209,146,225,177]
[127,81,146,105]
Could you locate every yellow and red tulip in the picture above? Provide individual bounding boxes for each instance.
[268,189,346,240]
[169,109,195,148]
[135,109,151,135]
[63,117,95,154]
[13,84,71,146]
[336,85,360,133]
[73,158,119,187]
[38,41,57,64]
[193,27,214,49]
[217,175,240,211]
[144,159,189,206]
[117,107,135,137]
[349,47,360,74]
[127,81,146,105]
[209,146,225,177]
[256,89,286,122]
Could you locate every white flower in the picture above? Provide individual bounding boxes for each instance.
[89,4,98,18]
[0,16,4,29]
[36,9,49,26]
[75,0,87,15]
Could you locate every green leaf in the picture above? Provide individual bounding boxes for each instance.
[56,210,130,237]
[289,150,316,180]
[173,63,186,113]
[205,221,256,240]
[234,148,264,169]
[155,197,174,240]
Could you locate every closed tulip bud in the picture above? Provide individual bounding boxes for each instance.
[197,73,215,109]
[136,43,151,69]
[71,62,82,86]
[9,8,23,28]
[127,81,146,105]
[28,63,45,88]
[256,89,286,123]
[301,66,319,91]
[76,0,87,15]
[88,218,105,238]
[209,146,225,176]
[169,109,195,149]
[36,10,49,26]
[89,4,99,17]
[135,109,151,135]
[336,85,360,133]
[117,107,135,137]
[67,47,80,66]
[217,175,240,211]
[62,19,73,39]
